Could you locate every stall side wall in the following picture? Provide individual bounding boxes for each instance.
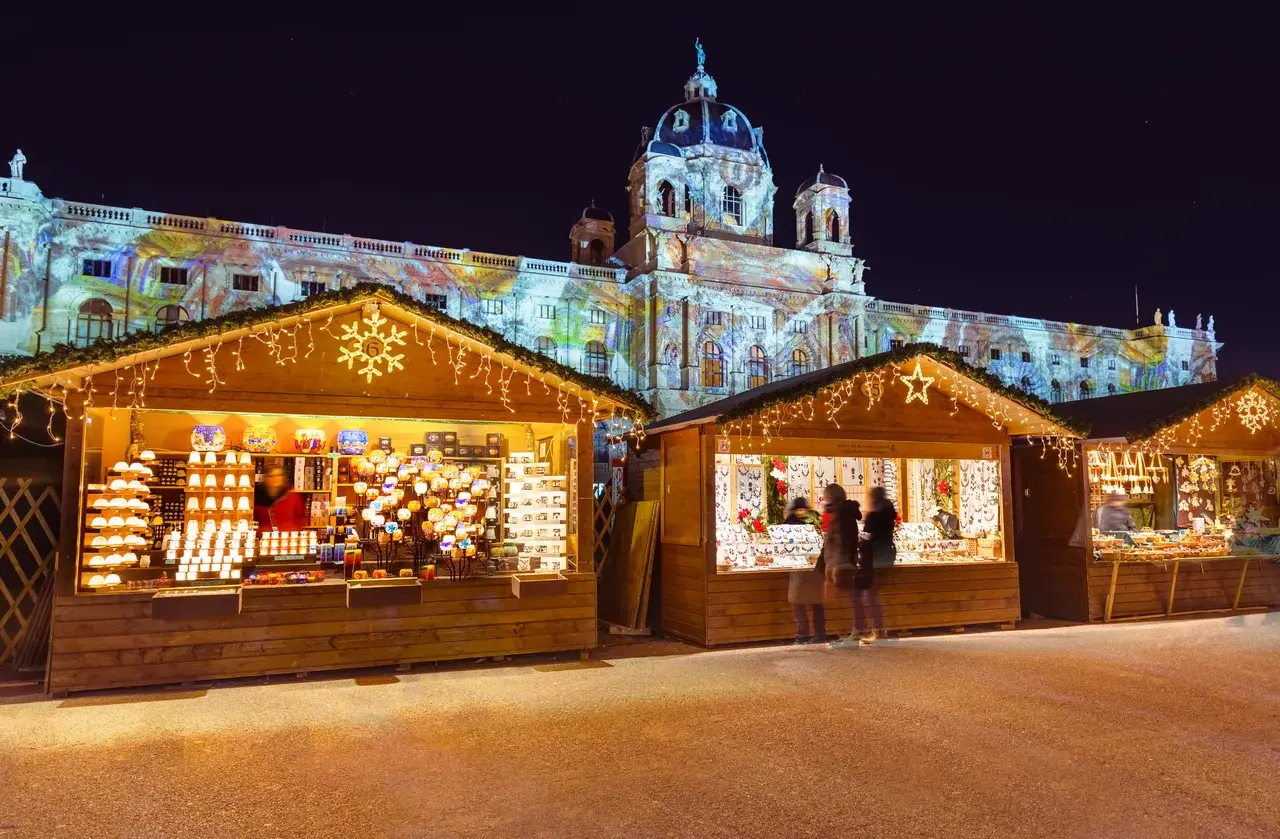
[48,575,597,693]
[1012,444,1091,621]
[655,427,708,644]
[1086,560,1280,620]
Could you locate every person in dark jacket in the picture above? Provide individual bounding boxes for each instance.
[819,484,866,650]
[843,485,896,646]
[1096,493,1136,532]
[784,498,825,644]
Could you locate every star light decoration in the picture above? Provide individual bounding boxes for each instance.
[1235,389,1272,434]
[337,306,407,383]
[898,361,935,405]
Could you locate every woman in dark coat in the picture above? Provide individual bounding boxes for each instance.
[819,484,866,650]
[846,485,897,645]
[784,498,825,644]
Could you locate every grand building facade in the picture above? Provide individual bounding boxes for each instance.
[0,52,1220,418]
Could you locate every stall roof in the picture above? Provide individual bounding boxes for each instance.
[645,343,1084,437]
[0,283,653,419]
[1053,374,1280,442]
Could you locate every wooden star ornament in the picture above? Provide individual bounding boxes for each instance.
[899,362,935,405]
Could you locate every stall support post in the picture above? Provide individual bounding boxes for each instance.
[1165,560,1182,616]
[998,444,1015,564]
[1103,561,1120,622]
[53,393,86,600]
[1232,559,1251,610]
[574,431,594,574]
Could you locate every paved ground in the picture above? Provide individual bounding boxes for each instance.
[1,614,1278,839]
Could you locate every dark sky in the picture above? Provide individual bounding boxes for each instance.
[4,9,1276,379]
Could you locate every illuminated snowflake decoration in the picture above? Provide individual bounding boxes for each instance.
[1235,389,1271,435]
[898,362,935,405]
[337,309,407,383]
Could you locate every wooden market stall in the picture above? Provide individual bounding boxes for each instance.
[637,345,1081,645]
[0,285,649,693]
[1016,376,1280,622]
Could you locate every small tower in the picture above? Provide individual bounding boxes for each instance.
[569,202,615,266]
[793,165,852,256]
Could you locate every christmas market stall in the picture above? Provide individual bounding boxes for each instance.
[637,345,1081,645]
[0,285,649,694]
[1015,376,1280,623]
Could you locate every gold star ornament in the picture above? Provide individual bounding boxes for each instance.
[898,361,935,405]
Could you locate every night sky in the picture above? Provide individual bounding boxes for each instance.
[4,11,1276,379]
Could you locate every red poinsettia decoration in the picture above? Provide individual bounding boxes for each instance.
[776,480,788,495]
[895,512,903,526]
[738,508,751,521]
[937,480,951,496]
[751,517,765,534]
[772,458,785,471]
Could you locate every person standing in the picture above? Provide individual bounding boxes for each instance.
[784,498,825,644]
[846,485,896,645]
[820,484,866,650]
[1096,493,1136,532]
[254,463,308,532]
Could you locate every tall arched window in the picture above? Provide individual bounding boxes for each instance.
[701,340,725,388]
[790,348,810,377]
[826,210,840,242]
[535,336,557,357]
[1050,379,1063,404]
[154,304,190,332]
[747,345,769,388]
[683,184,692,214]
[803,212,814,245]
[583,340,608,376]
[75,298,114,345]
[721,186,743,225]
[587,239,605,265]
[657,181,676,216]
[1079,381,1092,400]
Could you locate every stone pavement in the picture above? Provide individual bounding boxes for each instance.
[1,614,1277,839]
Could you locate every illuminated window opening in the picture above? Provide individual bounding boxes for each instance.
[75,298,113,346]
[722,186,743,225]
[826,210,840,242]
[747,345,769,388]
[154,304,189,332]
[535,336,557,357]
[584,341,608,376]
[790,348,810,377]
[657,181,676,217]
[701,341,725,388]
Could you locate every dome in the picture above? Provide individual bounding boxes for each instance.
[795,165,848,198]
[581,202,613,222]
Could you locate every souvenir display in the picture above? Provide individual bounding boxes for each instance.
[78,461,154,590]
[242,425,278,453]
[293,428,328,454]
[502,451,567,573]
[190,425,228,452]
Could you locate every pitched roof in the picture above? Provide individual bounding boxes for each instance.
[645,343,1084,437]
[1051,375,1280,442]
[0,283,653,418]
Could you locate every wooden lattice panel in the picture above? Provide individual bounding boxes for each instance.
[0,478,60,667]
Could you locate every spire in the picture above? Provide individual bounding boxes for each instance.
[684,38,718,101]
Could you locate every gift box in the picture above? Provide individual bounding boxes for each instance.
[443,446,458,457]
[486,445,501,458]
[378,436,393,453]
[486,433,502,447]
[442,431,458,445]
[425,431,443,446]
[458,445,474,458]
[409,443,426,457]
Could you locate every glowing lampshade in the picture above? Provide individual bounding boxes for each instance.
[336,430,369,456]
[190,425,227,452]
[397,507,412,521]
[371,514,386,527]
[242,425,278,453]
[353,481,368,495]
[414,480,429,495]
[293,428,327,454]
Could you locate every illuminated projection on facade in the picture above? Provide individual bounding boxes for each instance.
[0,46,1220,418]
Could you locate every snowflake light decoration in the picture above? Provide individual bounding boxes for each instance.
[337,308,407,383]
[1235,389,1271,434]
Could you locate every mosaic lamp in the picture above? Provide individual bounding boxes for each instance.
[293,428,327,454]
[190,425,227,452]
[242,426,277,453]
[337,429,369,456]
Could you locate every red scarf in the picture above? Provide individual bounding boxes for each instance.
[821,511,832,533]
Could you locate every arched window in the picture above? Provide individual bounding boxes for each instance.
[803,212,814,245]
[747,345,769,388]
[722,186,743,225]
[657,181,676,217]
[1079,381,1092,399]
[587,239,605,265]
[583,340,608,377]
[154,304,190,332]
[75,298,114,345]
[1107,382,1117,395]
[1019,375,1032,392]
[701,340,725,388]
[790,348,810,377]
[535,336,557,357]
[1050,379,1062,404]
[826,210,840,242]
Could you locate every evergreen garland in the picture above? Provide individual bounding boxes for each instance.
[0,283,653,418]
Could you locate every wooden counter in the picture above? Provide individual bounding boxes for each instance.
[1086,558,1280,621]
[661,550,1020,646]
[48,574,597,693]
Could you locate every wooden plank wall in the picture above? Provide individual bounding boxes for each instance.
[706,563,1021,645]
[1011,445,1092,621]
[659,543,707,644]
[1086,560,1280,620]
[49,574,597,693]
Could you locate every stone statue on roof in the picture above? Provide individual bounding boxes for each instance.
[1195,313,1202,330]
[1168,309,1177,328]
[695,38,706,71]
[1154,308,1162,326]
[8,149,25,180]
[1207,314,1215,333]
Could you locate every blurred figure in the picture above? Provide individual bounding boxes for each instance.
[254,463,307,532]
[820,484,864,650]
[847,485,896,646]
[785,497,825,644]
[1096,493,1136,532]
